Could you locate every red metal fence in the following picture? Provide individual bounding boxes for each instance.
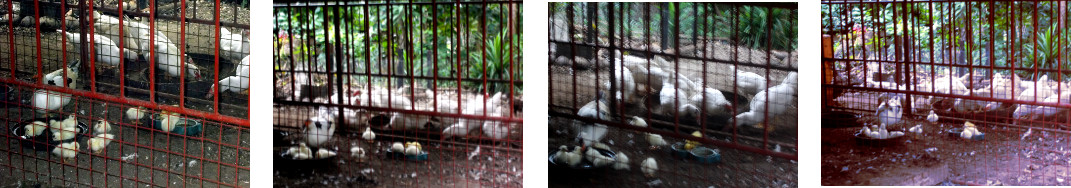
[0,0,249,187]
[822,0,1071,186]
[273,0,522,187]
[548,2,797,187]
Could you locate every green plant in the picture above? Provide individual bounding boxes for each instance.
[468,32,523,94]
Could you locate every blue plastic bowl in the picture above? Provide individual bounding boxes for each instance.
[151,114,203,136]
[947,128,985,141]
[670,142,691,159]
[386,150,429,161]
[690,147,722,164]
[406,151,429,161]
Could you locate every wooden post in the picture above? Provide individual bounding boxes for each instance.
[822,34,833,115]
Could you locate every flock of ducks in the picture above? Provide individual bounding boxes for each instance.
[574,53,798,147]
[14,1,249,165]
[557,53,797,179]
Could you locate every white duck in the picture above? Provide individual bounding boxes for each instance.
[304,115,335,147]
[876,96,903,125]
[443,92,508,138]
[729,72,797,130]
[691,87,733,117]
[152,36,203,80]
[1030,91,1071,119]
[59,29,138,67]
[729,65,767,99]
[208,55,250,98]
[69,10,144,56]
[219,27,249,61]
[602,64,636,104]
[575,92,611,147]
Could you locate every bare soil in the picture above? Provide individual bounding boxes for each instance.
[823,92,1071,186]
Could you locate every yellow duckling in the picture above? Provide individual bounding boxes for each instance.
[684,131,703,150]
[404,142,423,156]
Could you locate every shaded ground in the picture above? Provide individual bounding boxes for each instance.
[548,116,797,187]
[823,92,1071,186]
[272,129,523,188]
[0,90,250,187]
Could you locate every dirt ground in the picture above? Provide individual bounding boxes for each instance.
[548,117,797,187]
[272,129,523,188]
[822,92,1071,186]
[0,93,250,187]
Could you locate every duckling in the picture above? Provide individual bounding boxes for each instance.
[404,143,422,156]
[584,146,614,167]
[646,133,668,150]
[683,131,702,150]
[52,141,80,163]
[553,145,583,167]
[23,121,48,137]
[316,148,337,158]
[351,146,367,162]
[641,157,658,177]
[391,142,405,153]
[87,133,114,154]
[93,119,112,134]
[361,127,375,143]
[613,153,630,170]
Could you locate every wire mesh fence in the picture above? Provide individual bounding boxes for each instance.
[273,0,523,187]
[0,0,249,187]
[548,2,797,187]
[822,0,1071,186]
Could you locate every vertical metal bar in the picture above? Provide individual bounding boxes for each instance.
[6,0,13,79]
[608,2,618,118]
[149,0,156,103]
[644,2,652,121]
[286,5,296,102]
[763,6,772,152]
[672,2,680,134]
[332,2,344,134]
[433,0,439,115]
[547,2,552,115]
[731,4,739,142]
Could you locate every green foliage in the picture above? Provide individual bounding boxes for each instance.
[822,1,1071,80]
[715,5,797,51]
[274,3,523,91]
[468,32,523,94]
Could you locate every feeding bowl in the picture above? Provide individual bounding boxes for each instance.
[387,150,429,161]
[689,147,721,164]
[548,146,615,169]
[946,128,985,141]
[150,114,203,136]
[853,132,906,147]
[670,142,691,158]
[10,117,89,151]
